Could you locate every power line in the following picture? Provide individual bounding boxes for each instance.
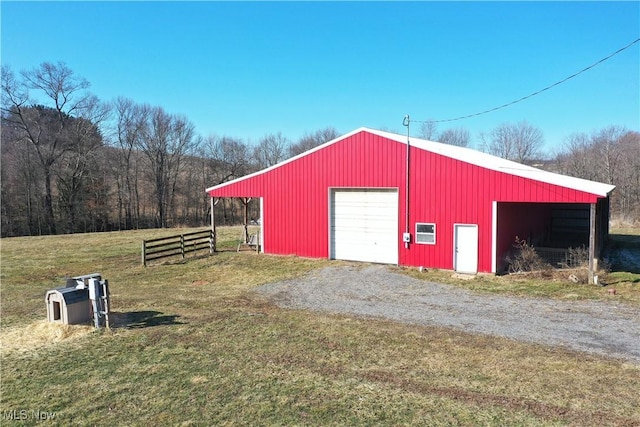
[410,38,640,124]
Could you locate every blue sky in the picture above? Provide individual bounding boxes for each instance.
[2,1,639,153]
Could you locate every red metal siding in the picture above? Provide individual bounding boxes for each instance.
[208,130,604,272]
[210,132,405,259]
[404,150,599,272]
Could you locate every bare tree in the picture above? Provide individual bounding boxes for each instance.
[618,130,640,220]
[139,107,171,228]
[591,126,638,219]
[110,98,150,229]
[1,62,95,234]
[555,126,640,220]
[56,96,110,233]
[253,132,289,168]
[175,141,210,226]
[591,126,627,185]
[288,127,339,157]
[416,121,470,147]
[417,121,437,140]
[438,127,470,147]
[0,117,44,235]
[56,118,101,232]
[480,121,544,163]
[137,107,195,228]
[205,135,250,184]
[167,114,196,224]
[557,132,597,180]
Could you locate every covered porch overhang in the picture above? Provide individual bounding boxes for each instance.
[494,197,611,283]
[209,195,263,253]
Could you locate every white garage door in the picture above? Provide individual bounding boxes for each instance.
[330,189,399,264]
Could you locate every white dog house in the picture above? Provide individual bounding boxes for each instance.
[45,287,91,325]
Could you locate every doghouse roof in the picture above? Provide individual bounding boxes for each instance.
[46,287,89,305]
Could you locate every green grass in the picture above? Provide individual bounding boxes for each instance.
[1,226,639,426]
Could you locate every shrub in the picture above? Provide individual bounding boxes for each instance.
[562,246,589,269]
[505,236,551,273]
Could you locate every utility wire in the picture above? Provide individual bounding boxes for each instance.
[410,38,640,124]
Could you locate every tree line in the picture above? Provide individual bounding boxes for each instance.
[2,62,638,237]
[555,126,640,222]
[1,62,339,237]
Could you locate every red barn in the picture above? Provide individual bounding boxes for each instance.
[206,128,614,276]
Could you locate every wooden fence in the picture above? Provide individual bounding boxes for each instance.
[142,229,213,266]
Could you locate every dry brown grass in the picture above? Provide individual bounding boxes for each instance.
[1,226,640,425]
[1,320,94,354]
[397,225,640,305]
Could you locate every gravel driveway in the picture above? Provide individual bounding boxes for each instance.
[257,265,640,363]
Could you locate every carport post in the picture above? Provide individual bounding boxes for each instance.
[588,203,596,285]
[240,197,251,244]
[210,197,217,253]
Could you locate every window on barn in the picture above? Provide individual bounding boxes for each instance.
[415,223,436,244]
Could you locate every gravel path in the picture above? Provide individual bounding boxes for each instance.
[257,265,640,363]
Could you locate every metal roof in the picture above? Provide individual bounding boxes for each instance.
[207,127,615,198]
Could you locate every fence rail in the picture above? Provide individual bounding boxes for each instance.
[142,229,213,266]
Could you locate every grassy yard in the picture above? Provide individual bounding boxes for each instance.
[1,226,639,426]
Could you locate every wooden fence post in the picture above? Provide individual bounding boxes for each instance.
[588,203,596,285]
[142,240,147,267]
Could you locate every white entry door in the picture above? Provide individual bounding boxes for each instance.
[330,189,398,264]
[454,224,478,273]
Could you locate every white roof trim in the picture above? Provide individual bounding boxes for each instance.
[366,128,615,197]
[205,127,365,193]
[207,127,615,198]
